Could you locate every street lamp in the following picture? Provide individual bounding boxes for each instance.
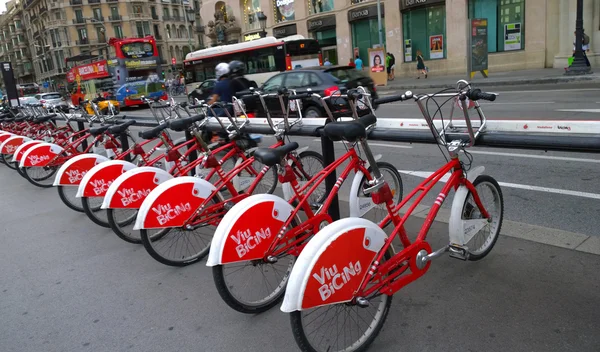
[565,0,592,75]
[256,11,267,37]
[185,7,195,50]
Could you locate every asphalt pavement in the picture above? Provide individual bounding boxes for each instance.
[0,165,599,352]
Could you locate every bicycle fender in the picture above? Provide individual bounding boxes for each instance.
[133,176,217,230]
[0,132,14,144]
[1,135,31,155]
[231,156,255,192]
[12,140,42,163]
[101,166,173,209]
[20,142,64,168]
[348,156,382,218]
[206,194,294,266]
[76,160,137,198]
[281,217,387,313]
[53,154,110,186]
[448,166,486,246]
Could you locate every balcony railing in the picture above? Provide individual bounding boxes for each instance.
[152,14,159,20]
[194,25,204,33]
[47,19,67,27]
[172,15,181,21]
[108,15,122,21]
[106,0,118,2]
[93,16,104,22]
[77,38,90,45]
[87,0,100,3]
[73,18,86,24]
[155,34,163,40]
[162,15,170,21]
[39,7,47,12]
[130,13,149,19]
[70,0,82,5]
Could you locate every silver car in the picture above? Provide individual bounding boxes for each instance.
[34,92,70,112]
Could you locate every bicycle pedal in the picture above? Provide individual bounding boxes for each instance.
[448,244,469,261]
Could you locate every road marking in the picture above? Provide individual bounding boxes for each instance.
[555,109,600,113]
[484,101,555,105]
[398,170,600,200]
[468,150,600,164]
[311,139,413,148]
[479,88,600,94]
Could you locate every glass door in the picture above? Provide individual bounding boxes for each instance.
[321,46,338,65]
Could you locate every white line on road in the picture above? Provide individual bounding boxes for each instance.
[311,139,413,148]
[468,150,600,164]
[398,170,600,200]
[483,101,555,105]
[555,109,600,113]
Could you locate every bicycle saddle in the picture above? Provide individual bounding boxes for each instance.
[253,142,299,167]
[89,125,110,136]
[108,120,136,135]
[14,116,27,122]
[323,114,377,143]
[138,123,169,140]
[168,114,205,132]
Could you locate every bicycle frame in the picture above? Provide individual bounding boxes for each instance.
[357,157,491,299]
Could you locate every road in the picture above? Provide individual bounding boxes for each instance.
[123,82,600,121]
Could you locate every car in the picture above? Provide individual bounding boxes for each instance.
[187,79,217,104]
[34,92,70,112]
[115,81,168,107]
[19,96,39,105]
[241,66,379,119]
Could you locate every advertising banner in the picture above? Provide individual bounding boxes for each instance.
[429,35,443,59]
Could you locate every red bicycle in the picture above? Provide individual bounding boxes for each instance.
[281,81,504,352]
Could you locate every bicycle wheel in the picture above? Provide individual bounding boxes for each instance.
[15,163,26,178]
[357,162,403,227]
[23,165,59,188]
[237,157,278,195]
[57,185,84,213]
[2,153,16,169]
[290,250,393,352]
[139,194,223,267]
[294,151,326,206]
[462,175,504,261]
[107,208,169,244]
[81,196,110,228]
[212,218,300,314]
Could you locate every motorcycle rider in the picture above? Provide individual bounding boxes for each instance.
[207,62,233,117]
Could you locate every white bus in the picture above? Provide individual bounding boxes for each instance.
[183,35,322,93]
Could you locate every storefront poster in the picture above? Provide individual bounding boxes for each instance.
[369,48,385,72]
[429,35,443,59]
[504,23,521,51]
[404,39,412,62]
[470,19,488,72]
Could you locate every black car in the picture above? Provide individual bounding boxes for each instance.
[187,79,217,104]
[242,66,379,119]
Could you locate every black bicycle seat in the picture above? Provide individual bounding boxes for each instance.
[33,114,56,124]
[107,120,136,135]
[253,142,299,167]
[89,125,110,136]
[323,114,377,142]
[168,114,205,132]
[138,123,169,140]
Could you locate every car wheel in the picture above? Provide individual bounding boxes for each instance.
[303,106,323,119]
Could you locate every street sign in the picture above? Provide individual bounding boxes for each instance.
[43,81,49,88]
[467,18,489,79]
[171,57,176,65]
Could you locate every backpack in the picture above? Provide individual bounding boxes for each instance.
[390,54,396,66]
[583,33,590,45]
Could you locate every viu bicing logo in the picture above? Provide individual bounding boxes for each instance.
[312,261,362,301]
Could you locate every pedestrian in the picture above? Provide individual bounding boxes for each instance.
[416,49,427,79]
[573,29,591,67]
[386,52,392,80]
[389,52,396,80]
[347,58,355,68]
[354,54,363,71]
[324,57,332,66]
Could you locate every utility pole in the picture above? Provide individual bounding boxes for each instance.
[565,0,592,75]
[376,0,383,47]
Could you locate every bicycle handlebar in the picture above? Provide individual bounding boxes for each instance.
[464,88,497,102]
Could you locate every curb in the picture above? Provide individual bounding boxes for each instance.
[398,202,600,256]
[378,74,599,91]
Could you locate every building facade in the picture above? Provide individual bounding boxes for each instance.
[0,0,203,88]
[197,0,600,77]
[0,0,35,85]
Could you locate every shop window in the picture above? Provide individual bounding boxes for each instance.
[351,18,386,65]
[242,0,262,31]
[273,0,295,23]
[308,0,333,15]
[402,5,446,61]
[314,29,336,47]
[468,0,525,52]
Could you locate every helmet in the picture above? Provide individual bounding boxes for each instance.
[215,62,230,79]
[229,60,246,77]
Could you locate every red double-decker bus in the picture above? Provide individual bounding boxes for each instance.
[67,36,166,107]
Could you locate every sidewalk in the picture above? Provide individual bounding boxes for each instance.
[378,67,600,91]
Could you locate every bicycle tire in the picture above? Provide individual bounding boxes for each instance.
[289,249,393,352]
[81,196,110,228]
[58,185,84,213]
[1,153,15,169]
[463,175,504,261]
[294,150,326,205]
[15,163,26,178]
[139,195,222,267]
[23,166,58,188]
[212,217,300,314]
